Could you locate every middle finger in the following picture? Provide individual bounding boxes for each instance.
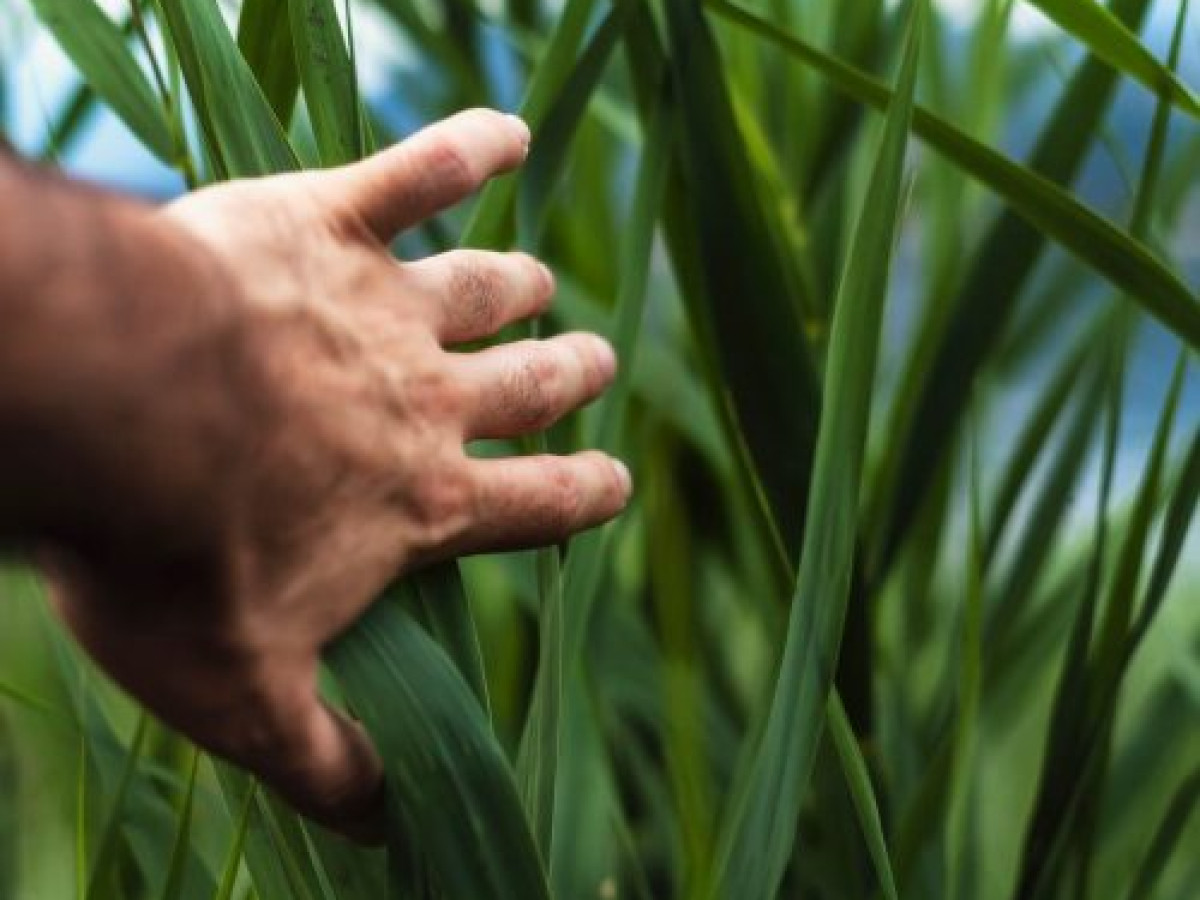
[452,332,616,440]
[406,249,554,344]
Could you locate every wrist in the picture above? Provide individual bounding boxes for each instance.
[0,162,246,560]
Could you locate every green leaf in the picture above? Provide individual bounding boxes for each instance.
[515,544,564,857]
[29,0,174,161]
[1023,0,1200,117]
[827,693,900,900]
[410,564,490,714]
[708,2,923,895]
[1131,422,1200,642]
[237,0,300,126]
[664,0,822,561]
[288,0,364,165]
[212,782,255,900]
[158,0,300,178]
[1090,348,1188,690]
[327,592,549,900]
[462,0,600,249]
[983,311,1111,564]
[213,764,331,900]
[991,363,1106,626]
[0,715,17,900]
[516,5,626,244]
[85,715,148,900]
[1121,767,1200,900]
[707,0,1200,358]
[158,749,199,900]
[561,89,673,668]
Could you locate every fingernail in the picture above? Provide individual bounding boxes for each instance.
[611,458,633,499]
[505,114,531,151]
[538,261,555,290]
[589,336,617,380]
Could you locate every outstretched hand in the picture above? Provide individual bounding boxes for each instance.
[41,109,630,840]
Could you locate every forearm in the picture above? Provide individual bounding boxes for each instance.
[0,155,241,556]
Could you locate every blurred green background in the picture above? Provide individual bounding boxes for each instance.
[0,0,1198,898]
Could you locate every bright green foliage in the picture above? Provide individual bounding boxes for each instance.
[28,0,173,160]
[1025,0,1200,116]
[2,0,1200,898]
[709,4,922,896]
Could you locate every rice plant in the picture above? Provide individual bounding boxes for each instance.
[1,0,1198,897]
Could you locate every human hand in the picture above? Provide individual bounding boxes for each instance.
[41,109,630,840]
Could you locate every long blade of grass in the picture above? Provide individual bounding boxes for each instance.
[84,714,148,900]
[516,4,626,244]
[158,748,199,900]
[237,0,299,126]
[30,0,174,162]
[1014,8,1191,880]
[707,0,1200,356]
[664,0,821,561]
[1091,348,1187,689]
[0,714,16,900]
[622,0,797,619]
[157,0,300,178]
[1121,767,1200,900]
[1015,353,1187,900]
[983,311,1111,564]
[1131,422,1200,642]
[827,692,900,900]
[75,730,87,900]
[515,544,564,858]
[327,591,549,900]
[288,0,364,165]
[410,563,490,713]
[1022,0,1200,116]
[561,89,672,666]
[212,764,327,900]
[212,781,255,900]
[708,4,922,895]
[511,12,628,855]
[462,0,600,249]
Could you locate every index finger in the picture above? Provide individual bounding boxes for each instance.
[321,108,530,241]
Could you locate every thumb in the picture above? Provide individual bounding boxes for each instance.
[241,676,387,843]
[37,560,387,842]
[317,107,530,242]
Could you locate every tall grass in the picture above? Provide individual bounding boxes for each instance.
[1,0,1199,897]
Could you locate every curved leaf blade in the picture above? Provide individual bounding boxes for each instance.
[708,2,923,895]
[327,591,549,900]
[1025,0,1200,117]
[30,0,174,162]
[708,0,1200,352]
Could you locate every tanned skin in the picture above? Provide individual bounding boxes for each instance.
[0,109,631,841]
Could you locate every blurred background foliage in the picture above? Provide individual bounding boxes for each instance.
[0,0,1198,898]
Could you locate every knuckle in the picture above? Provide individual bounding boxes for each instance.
[420,139,475,196]
[501,349,559,430]
[410,465,472,541]
[544,464,584,531]
[408,361,464,418]
[448,254,503,334]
